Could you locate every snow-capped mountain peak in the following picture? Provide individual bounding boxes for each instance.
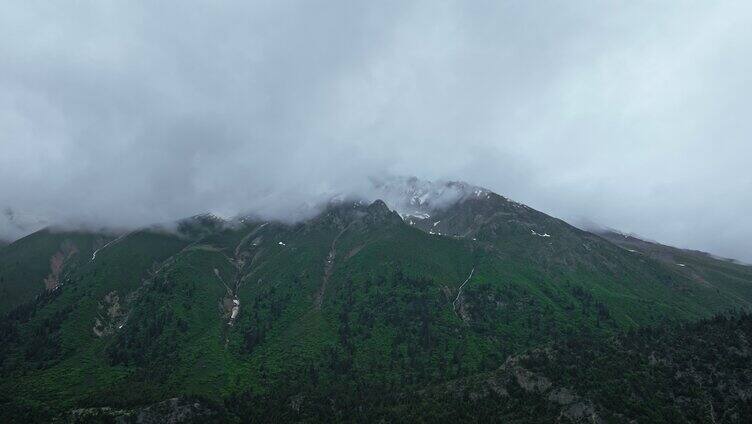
[367,176,491,219]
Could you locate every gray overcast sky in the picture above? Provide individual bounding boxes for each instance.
[1,1,751,262]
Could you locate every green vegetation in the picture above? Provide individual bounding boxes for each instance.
[0,197,751,422]
[380,312,752,423]
[0,229,106,314]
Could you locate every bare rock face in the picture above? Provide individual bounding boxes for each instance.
[502,355,552,393]
[93,291,126,337]
[434,352,603,423]
[513,366,552,393]
[44,240,79,290]
[69,397,215,423]
[548,387,576,404]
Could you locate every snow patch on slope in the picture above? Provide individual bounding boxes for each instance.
[531,230,551,238]
[368,176,492,218]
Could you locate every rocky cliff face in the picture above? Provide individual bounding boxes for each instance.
[69,397,216,423]
[406,314,752,423]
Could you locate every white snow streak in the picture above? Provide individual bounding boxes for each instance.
[452,267,475,316]
[531,230,551,238]
[91,232,131,261]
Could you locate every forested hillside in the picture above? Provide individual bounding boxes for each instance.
[1,182,751,422]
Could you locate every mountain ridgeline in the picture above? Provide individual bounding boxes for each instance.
[1,179,751,422]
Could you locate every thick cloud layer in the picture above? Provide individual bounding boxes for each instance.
[1,1,751,261]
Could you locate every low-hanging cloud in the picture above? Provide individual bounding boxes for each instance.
[1,1,751,262]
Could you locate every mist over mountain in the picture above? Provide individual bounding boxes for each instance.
[0,176,487,237]
[2,173,752,422]
[3,2,752,422]
[2,2,752,262]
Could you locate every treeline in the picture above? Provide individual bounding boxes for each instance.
[0,286,71,373]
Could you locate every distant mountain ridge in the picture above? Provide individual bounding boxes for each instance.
[1,177,751,422]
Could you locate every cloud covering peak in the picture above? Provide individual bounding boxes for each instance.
[1,1,751,261]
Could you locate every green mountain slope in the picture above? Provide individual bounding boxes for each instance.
[0,229,113,314]
[599,230,752,307]
[1,181,751,422]
[384,312,752,423]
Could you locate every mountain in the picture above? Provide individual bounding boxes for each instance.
[598,229,752,305]
[379,312,752,423]
[1,178,751,422]
[0,229,112,314]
